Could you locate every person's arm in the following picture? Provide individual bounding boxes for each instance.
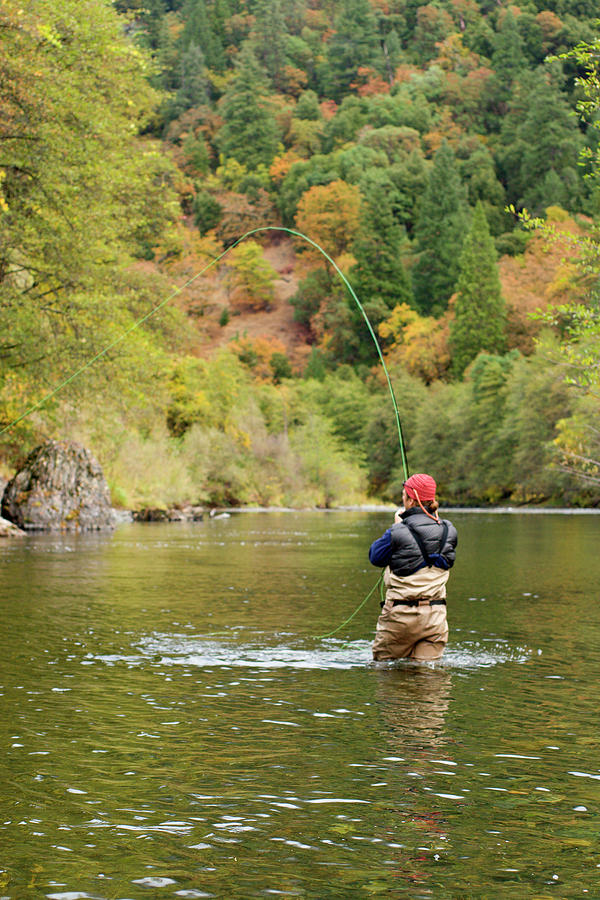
[369,527,393,567]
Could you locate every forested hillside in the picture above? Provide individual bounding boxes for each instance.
[1,0,599,507]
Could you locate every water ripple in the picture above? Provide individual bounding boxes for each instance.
[117,633,532,672]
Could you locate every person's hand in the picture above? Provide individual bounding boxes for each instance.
[394,507,404,523]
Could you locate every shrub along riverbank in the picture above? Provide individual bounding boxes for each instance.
[1,337,594,512]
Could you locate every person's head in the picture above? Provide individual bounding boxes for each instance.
[402,473,439,518]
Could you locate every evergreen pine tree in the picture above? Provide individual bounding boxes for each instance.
[351,176,413,320]
[131,0,167,51]
[412,140,468,315]
[487,10,526,114]
[181,0,225,72]
[349,195,413,364]
[217,44,280,170]
[252,0,289,91]
[209,0,231,51]
[296,90,321,121]
[382,28,402,84]
[517,70,582,212]
[175,43,209,113]
[498,67,583,212]
[324,0,382,101]
[449,202,506,377]
[304,346,327,381]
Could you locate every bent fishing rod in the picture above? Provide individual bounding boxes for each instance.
[0,226,411,641]
[0,226,410,481]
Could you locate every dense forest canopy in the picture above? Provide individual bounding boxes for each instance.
[0,0,599,507]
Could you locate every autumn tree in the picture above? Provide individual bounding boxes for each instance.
[379,305,451,384]
[294,180,362,264]
[277,154,342,226]
[413,4,454,63]
[229,334,291,382]
[225,240,278,311]
[449,202,506,376]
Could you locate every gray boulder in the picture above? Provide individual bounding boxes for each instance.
[0,515,25,537]
[133,507,169,522]
[2,440,115,531]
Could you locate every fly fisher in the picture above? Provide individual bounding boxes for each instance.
[369,473,458,662]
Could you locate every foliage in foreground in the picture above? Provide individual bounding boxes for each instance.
[0,0,181,448]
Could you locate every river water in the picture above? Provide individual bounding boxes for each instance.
[1,510,600,898]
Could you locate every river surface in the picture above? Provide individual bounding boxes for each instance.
[1,510,600,898]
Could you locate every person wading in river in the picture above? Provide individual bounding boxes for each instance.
[369,473,458,661]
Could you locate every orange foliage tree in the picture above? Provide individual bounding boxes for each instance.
[270,150,303,184]
[294,180,362,265]
[379,304,451,383]
[215,190,276,247]
[498,208,587,353]
[351,67,391,96]
[229,334,291,382]
[536,11,563,54]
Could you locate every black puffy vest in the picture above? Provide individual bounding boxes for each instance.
[389,508,458,576]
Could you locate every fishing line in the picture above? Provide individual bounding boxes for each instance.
[0,226,410,479]
[0,233,250,436]
[316,571,384,640]
[1,225,408,643]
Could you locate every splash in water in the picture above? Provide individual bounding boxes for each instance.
[90,632,532,672]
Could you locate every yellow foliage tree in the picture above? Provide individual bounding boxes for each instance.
[379,303,451,383]
[226,240,277,311]
[294,180,362,265]
[229,335,290,382]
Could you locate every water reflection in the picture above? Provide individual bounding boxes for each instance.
[369,667,454,895]
[375,666,452,750]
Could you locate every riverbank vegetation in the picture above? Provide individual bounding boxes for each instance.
[1,0,599,507]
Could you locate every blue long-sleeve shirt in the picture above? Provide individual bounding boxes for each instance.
[369,527,394,566]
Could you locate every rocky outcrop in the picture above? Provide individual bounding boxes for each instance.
[133,505,204,522]
[1,440,115,531]
[133,507,169,522]
[0,515,25,537]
